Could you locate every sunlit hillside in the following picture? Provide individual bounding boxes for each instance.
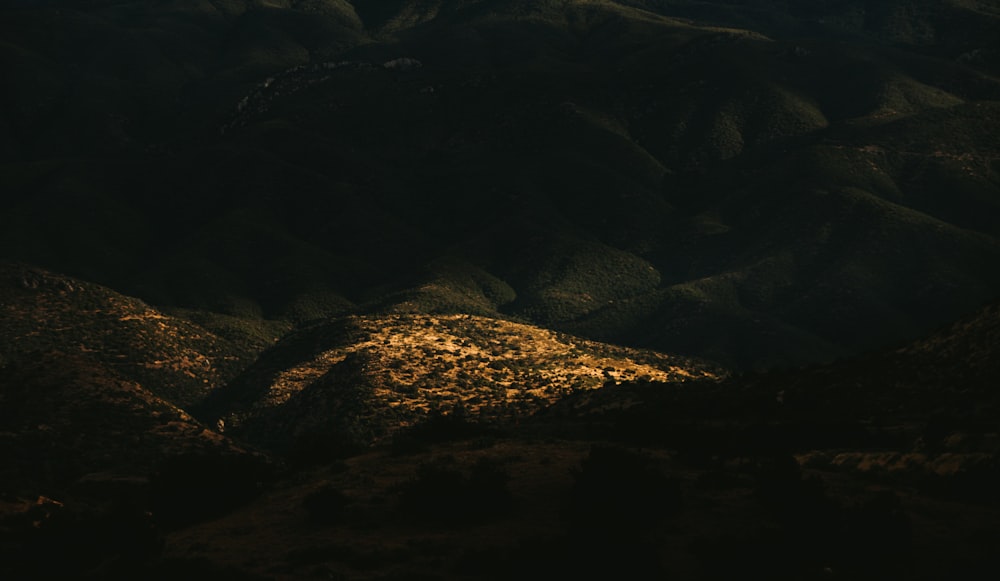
[206,313,722,453]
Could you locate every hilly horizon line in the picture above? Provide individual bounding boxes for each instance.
[4,256,998,460]
[3,258,997,380]
[2,0,1000,371]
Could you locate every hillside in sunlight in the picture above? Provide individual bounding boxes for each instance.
[138,300,1000,581]
[201,313,722,455]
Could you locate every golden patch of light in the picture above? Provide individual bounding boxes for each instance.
[256,314,722,426]
[118,312,169,322]
[142,352,216,380]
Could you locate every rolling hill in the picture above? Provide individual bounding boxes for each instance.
[201,312,722,455]
[3,1,1000,369]
[136,297,1000,581]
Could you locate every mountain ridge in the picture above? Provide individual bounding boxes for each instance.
[3,1,1000,369]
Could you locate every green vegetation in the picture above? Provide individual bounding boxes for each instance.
[2,0,999,369]
[396,456,512,523]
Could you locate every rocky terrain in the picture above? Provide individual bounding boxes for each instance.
[2,1,1000,578]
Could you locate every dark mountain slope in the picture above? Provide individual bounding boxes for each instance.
[1,1,999,368]
[0,0,368,157]
[548,298,1000,441]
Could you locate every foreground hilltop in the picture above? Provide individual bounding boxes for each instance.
[204,313,723,454]
[158,299,1000,581]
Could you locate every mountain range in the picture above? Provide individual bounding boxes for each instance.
[3,0,1000,368]
[2,1,1000,579]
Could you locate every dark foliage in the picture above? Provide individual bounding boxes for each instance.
[391,409,494,455]
[143,557,274,581]
[302,485,351,526]
[692,528,823,581]
[459,534,665,580]
[564,445,680,531]
[922,456,1000,503]
[839,491,913,577]
[396,457,512,524]
[753,454,833,517]
[699,459,917,580]
[148,453,274,529]
[285,425,370,468]
[0,499,162,580]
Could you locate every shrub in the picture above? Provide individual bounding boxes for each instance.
[302,485,351,525]
[564,445,680,531]
[396,457,512,524]
[839,491,913,576]
[286,424,370,468]
[149,453,273,529]
[0,498,162,578]
[753,453,831,518]
[390,409,488,455]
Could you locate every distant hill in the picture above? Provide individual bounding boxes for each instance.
[546,298,1000,445]
[1,0,999,369]
[756,297,1000,422]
